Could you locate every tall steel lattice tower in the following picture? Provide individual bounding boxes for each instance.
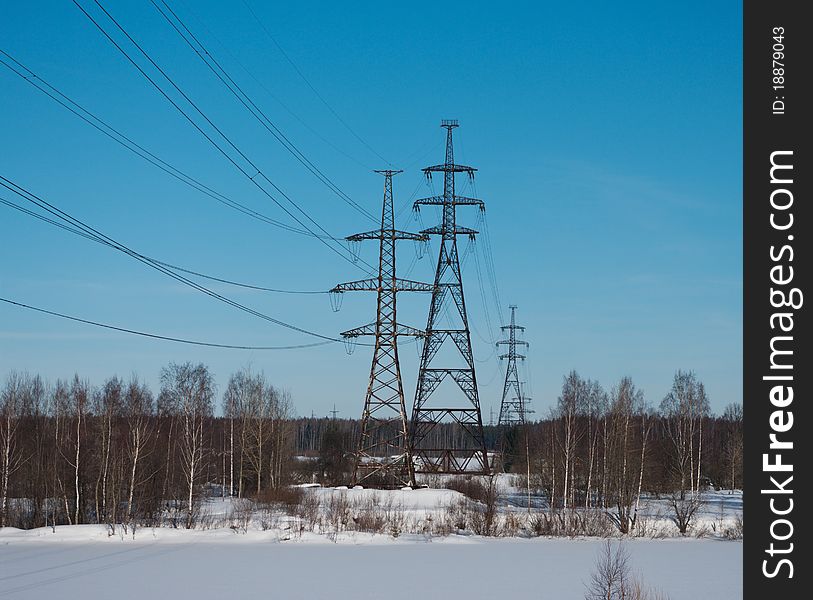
[497,305,531,426]
[410,120,489,474]
[332,170,431,488]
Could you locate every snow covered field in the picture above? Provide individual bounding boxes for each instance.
[0,484,742,599]
[0,528,741,600]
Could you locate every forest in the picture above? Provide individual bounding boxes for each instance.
[0,364,742,536]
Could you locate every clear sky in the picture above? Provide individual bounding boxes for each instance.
[0,0,742,417]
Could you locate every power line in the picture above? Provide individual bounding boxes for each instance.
[72,0,374,274]
[0,297,331,350]
[474,181,505,325]
[172,0,375,170]
[149,260,326,294]
[0,49,332,241]
[0,175,344,343]
[239,0,392,166]
[150,0,376,223]
[457,129,504,326]
[0,196,327,294]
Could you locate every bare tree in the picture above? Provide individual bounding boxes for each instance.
[585,540,670,600]
[241,371,269,495]
[605,377,649,534]
[224,368,264,496]
[585,540,632,600]
[93,377,122,524]
[222,377,239,497]
[660,371,709,534]
[267,388,294,489]
[1,373,40,526]
[54,376,90,525]
[160,362,215,528]
[556,371,588,509]
[156,387,179,514]
[584,380,608,508]
[722,403,743,492]
[123,377,154,524]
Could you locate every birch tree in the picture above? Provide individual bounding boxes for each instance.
[160,363,214,528]
[124,377,154,523]
[1,373,40,527]
[93,377,122,524]
[722,403,743,493]
[605,377,649,534]
[660,370,709,534]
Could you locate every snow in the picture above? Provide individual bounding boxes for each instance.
[0,485,743,598]
[0,528,741,599]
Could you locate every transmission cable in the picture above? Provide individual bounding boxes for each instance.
[171,0,374,171]
[457,128,504,325]
[473,180,505,325]
[0,175,349,343]
[239,0,392,167]
[150,0,376,223]
[2,177,422,348]
[0,196,327,294]
[72,0,374,274]
[0,49,332,241]
[0,297,331,350]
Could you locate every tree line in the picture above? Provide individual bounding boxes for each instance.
[1,365,741,533]
[508,370,742,533]
[0,363,293,529]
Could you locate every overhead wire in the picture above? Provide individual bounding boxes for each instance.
[72,0,375,274]
[475,180,505,325]
[0,196,327,294]
[173,0,374,171]
[239,0,392,167]
[0,297,331,350]
[0,175,347,343]
[2,176,426,349]
[0,49,333,241]
[457,128,504,327]
[149,0,376,223]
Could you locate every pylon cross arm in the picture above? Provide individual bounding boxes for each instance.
[499,353,526,360]
[394,278,433,292]
[420,225,479,237]
[331,278,378,292]
[395,323,426,337]
[340,323,376,337]
[346,229,428,242]
[341,322,425,338]
[414,195,484,209]
[422,164,477,174]
[333,278,432,293]
[393,230,430,241]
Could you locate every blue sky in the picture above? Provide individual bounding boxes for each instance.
[0,0,742,416]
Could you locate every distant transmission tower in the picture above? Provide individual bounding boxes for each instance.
[332,170,431,488]
[410,120,489,474]
[497,305,531,426]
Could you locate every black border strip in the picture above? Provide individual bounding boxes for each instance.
[744,1,809,596]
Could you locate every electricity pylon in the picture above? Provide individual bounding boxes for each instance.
[332,170,431,488]
[497,305,531,426]
[410,120,489,474]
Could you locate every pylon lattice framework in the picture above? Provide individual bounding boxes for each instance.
[497,305,532,427]
[410,120,490,474]
[332,170,431,488]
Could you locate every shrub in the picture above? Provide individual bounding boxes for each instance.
[254,485,305,514]
[443,476,490,503]
[229,498,255,534]
[722,514,743,540]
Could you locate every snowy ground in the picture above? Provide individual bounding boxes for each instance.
[0,527,741,600]
[0,484,742,599]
